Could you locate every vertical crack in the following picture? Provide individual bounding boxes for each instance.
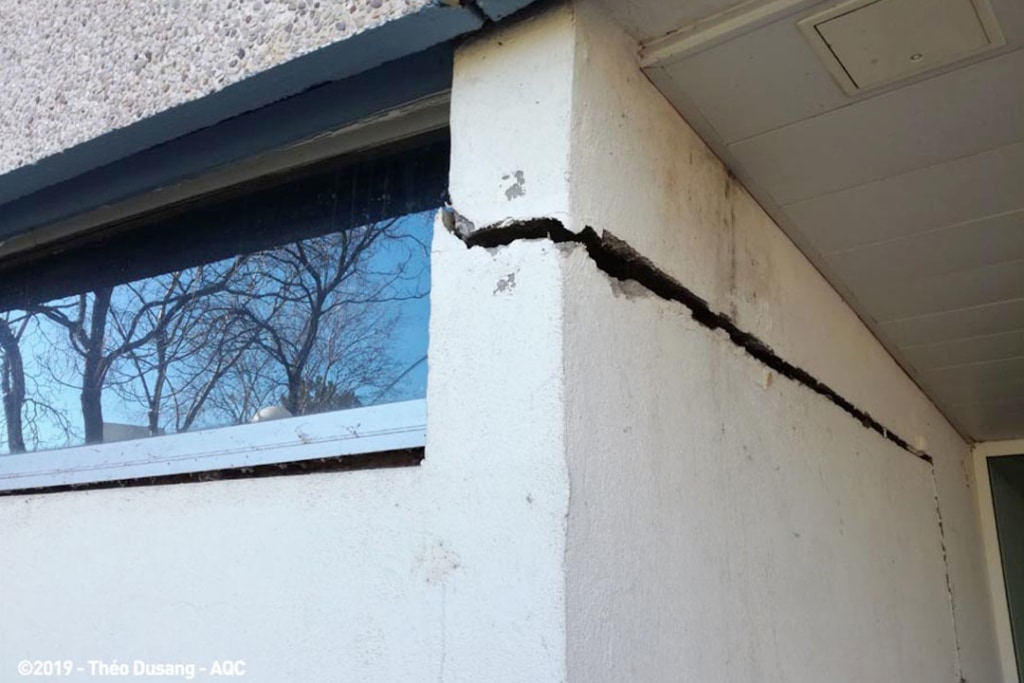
[932,465,965,682]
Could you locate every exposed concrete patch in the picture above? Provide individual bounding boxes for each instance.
[493,272,517,294]
[503,170,526,200]
[607,277,651,301]
[443,209,933,464]
[417,540,462,584]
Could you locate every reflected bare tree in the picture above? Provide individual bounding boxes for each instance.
[221,216,427,418]
[109,261,255,435]
[0,315,28,453]
[0,313,79,454]
[29,259,245,443]
[3,211,430,451]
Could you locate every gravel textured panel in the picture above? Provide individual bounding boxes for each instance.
[0,0,432,174]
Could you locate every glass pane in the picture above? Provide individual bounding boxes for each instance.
[0,134,446,454]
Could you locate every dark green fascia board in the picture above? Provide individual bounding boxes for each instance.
[476,0,539,21]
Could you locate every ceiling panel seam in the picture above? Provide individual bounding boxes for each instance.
[779,138,1024,214]
[825,207,1024,256]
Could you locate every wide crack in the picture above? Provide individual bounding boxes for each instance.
[443,208,932,464]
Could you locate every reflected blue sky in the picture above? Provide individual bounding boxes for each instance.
[0,134,447,455]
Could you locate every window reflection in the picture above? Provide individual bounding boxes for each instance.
[0,136,445,454]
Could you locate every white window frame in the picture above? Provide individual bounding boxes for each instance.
[0,400,426,492]
[974,439,1024,683]
[0,94,448,493]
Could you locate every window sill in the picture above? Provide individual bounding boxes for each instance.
[0,399,426,494]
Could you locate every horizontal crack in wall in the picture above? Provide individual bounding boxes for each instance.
[443,209,932,464]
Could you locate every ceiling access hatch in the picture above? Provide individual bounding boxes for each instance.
[798,0,1006,94]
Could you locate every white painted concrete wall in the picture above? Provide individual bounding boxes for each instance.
[450,2,998,680]
[449,5,574,228]
[564,6,998,678]
[562,246,955,682]
[0,223,570,682]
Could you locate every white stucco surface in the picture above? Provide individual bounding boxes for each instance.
[561,245,956,682]
[0,0,431,174]
[448,3,574,229]
[451,4,998,679]
[564,5,998,677]
[0,224,570,682]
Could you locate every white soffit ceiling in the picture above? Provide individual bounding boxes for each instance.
[622,0,1024,441]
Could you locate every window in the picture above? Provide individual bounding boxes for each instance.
[0,130,449,492]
